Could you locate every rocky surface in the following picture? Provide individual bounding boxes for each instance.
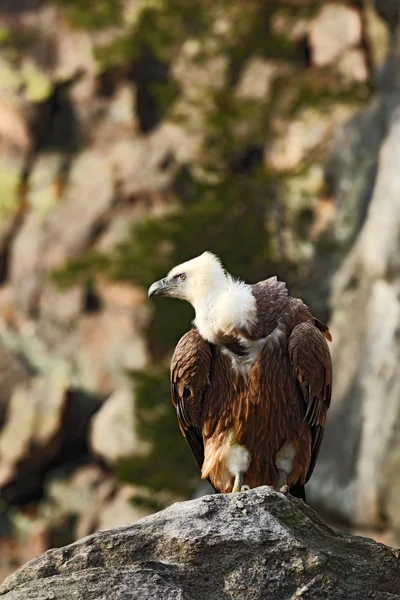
[1,487,400,600]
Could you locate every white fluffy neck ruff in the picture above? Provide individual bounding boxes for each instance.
[193,274,257,344]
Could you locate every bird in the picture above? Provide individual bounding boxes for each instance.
[148,252,332,501]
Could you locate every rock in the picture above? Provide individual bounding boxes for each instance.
[90,387,148,464]
[38,282,84,325]
[0,521,49,588]
[0,366,69,502]
[308,107,400,528]
[338,48,368,83]
[170,53,229,160]
[0,0,398,576]
[365,3,390,70]
[78,306,148,395]
[97,484,149,532]
[0,97,30,153]
[323,100,385,246]
[374,0,400,31]
[43,464,115,539]
[235,58,278,101]
[41,150,114,265]
[307,97,387,320]
[384,447,400,545]
[270,10,309,43]
[42,464,150,542]
[9,210,46,315]
[265,105,354,172]
[25,156,67,213]
[1,487,400,600]
[309,5,362,67]
[96,281,146,310]
[9,149,114,313]
[110,123,188,199]
[0,345,31,427]
[172,53,228,100]
[0,369,100,504]
[95,194,172,253]
[0,214,16,258]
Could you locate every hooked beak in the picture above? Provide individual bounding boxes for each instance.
[148,278,168,298]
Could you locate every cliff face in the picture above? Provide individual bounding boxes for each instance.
[1,487,400,600]
[0,0,399,581]
[308,4,400,535]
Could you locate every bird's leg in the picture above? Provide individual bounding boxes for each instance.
[276,469,290,494]
[232,472,244,493]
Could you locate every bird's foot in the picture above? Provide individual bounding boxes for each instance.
[276,469,289,494]
[241,485,251,492]
[232,472,244,493]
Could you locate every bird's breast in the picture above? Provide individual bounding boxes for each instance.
[222,321,288,376]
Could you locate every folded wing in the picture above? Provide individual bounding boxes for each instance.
[288,321,332,482]
[171,328,212,472]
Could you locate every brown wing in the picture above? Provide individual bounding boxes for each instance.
[250,278,289,338]
[171,328,212,471]
[288,321,332,483]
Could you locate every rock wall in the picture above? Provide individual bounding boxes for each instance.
[309,7,400,539]
[0,0,397,581]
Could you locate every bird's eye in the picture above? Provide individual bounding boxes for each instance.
[179,273,186,281]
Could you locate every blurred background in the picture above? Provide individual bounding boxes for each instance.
[0,0,399,580]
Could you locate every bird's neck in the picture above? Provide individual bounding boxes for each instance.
[193,280,257,344]
[193,293,221,344]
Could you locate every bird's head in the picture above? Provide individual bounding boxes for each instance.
[148,252,226,305]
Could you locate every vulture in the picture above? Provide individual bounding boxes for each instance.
[148,252,332,501]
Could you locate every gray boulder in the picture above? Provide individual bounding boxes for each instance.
[1,487,399,600]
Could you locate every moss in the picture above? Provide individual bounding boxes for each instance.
[0,25,11,45]
[293,74,371,113]
[52,252,111,290]
[94,2,213,67]
[54,0,122,30]
[0,167,20,217]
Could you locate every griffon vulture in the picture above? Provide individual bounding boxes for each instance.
[148,252,332,500]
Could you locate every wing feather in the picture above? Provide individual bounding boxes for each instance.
[288,321,332,482]
[171,328,212,472]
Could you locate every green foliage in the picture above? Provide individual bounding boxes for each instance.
[116,367,199,498]
[93,1,214,68]
[54,0,122,30]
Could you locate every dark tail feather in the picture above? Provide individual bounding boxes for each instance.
[290,482,306,502]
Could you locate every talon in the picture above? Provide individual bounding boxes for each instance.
[241,485,251,492]
[280,484,290,494]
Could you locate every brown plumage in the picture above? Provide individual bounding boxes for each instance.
[150,252,332,500]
